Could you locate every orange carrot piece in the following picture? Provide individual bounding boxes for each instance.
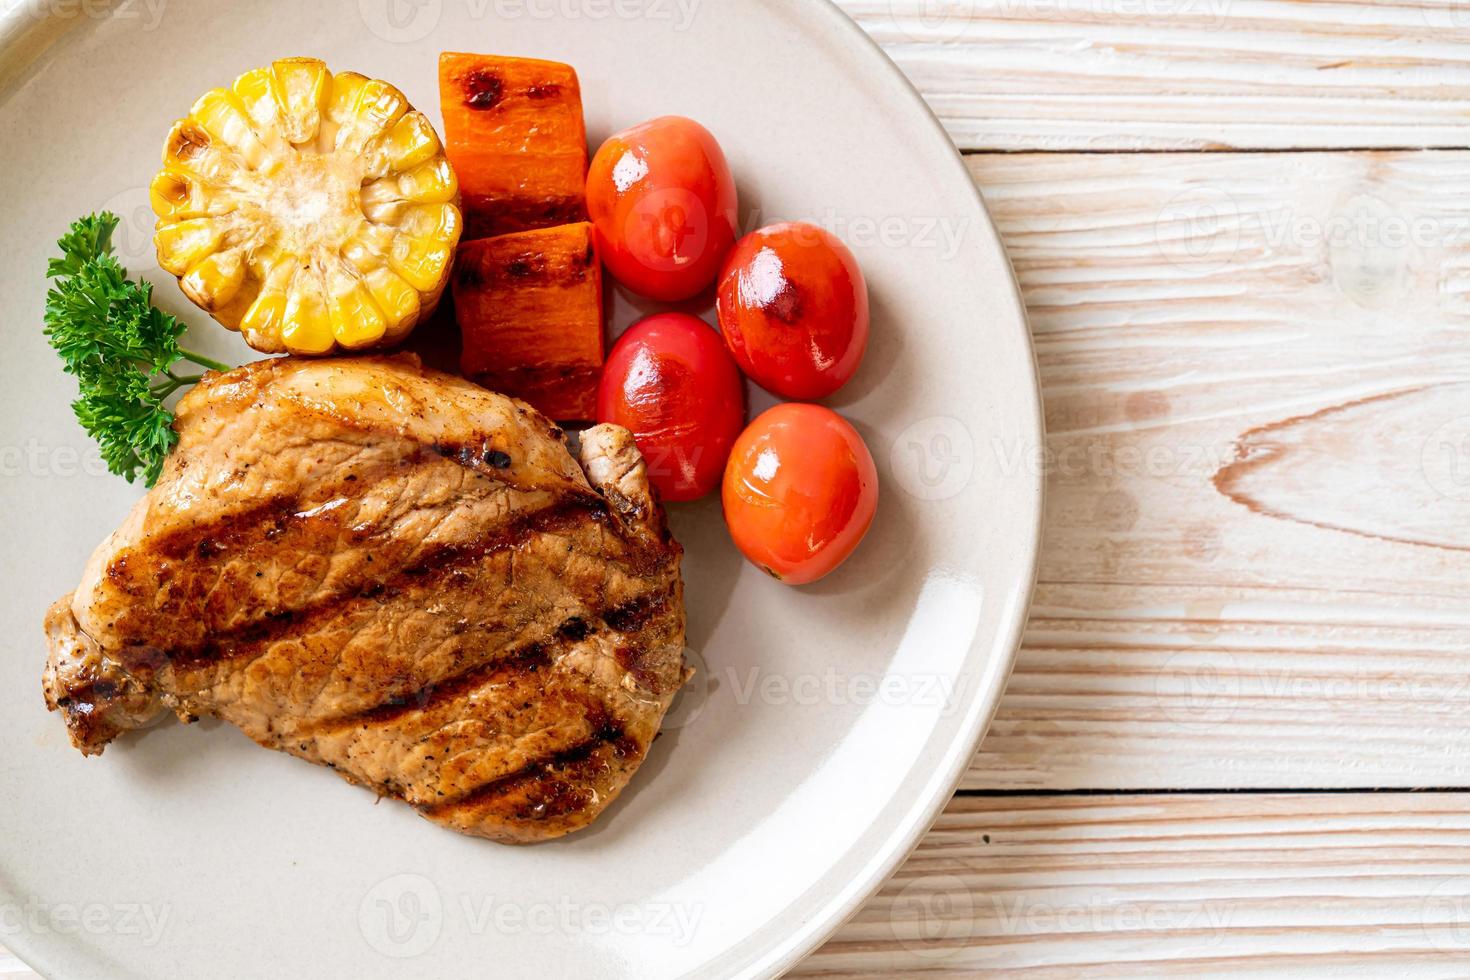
[454,222,604,421]
[439,52,589,240]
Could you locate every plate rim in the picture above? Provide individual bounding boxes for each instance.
[0,2,1045,977]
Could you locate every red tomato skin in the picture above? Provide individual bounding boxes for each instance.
[586,116,739,303]
[722,403,879,585]
[597,313,746,502]
[716,222,869,399]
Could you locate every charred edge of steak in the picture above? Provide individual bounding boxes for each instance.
[159,496,608,671]
[47,677,141,752]
[43,601,167,755]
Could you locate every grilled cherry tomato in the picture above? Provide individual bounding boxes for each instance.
[722,403,878,584]
[586,116,738,302]
[716,222,869,399]
[597,313,745,502]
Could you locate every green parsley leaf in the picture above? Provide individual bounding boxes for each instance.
[43,212,231,486]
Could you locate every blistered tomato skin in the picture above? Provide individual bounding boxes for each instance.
[716,222,869,399]
[597,313,746,502]
[586,116,739,303]
[722,403,879,585]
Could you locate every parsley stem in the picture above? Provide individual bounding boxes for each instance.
[179,348,231,373]
[150,374,204,398]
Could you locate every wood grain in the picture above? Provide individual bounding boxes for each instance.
[837,0,1470,150]
[800,793,1470,976]
[960,150,1470,789]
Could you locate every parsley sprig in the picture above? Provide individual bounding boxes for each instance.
[43,213,231,486]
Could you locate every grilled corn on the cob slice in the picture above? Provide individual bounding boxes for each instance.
[150,58,462,355]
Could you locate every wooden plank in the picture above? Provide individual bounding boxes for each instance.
[800,793,1470,976]
[837,0,1470,150]
[958,150,1470,789]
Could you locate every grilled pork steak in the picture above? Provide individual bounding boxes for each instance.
[42,354,687,843]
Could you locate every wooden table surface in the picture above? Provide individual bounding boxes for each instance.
[7,2,1470,977]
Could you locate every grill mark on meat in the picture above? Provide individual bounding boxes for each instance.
[308,640,555,732]
[306,600,656,735]
[421,719,641,820]
[164,497,608,671]
[310,608,608,731]
[126,436,582,585]
[603,588,670,633]
[132,496,294,567]
[141,460,443,565]
[422,737,606,818]
[555,616,590,642]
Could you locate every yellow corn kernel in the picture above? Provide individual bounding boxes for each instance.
[190,89,267,167]
[325,269,388,349]
[270,58,328,145]
[230,68,286,153]
[398,202,461,243]
[358,191,407,225]
[237,261,295,349]
[362,266,421,337]
[280,271,334,355]
[180,249,245,312]
[399,157,458,204]
[342,223,396,272]
[360,158,458,216]
[149,169,212,220]
[389,236,452,293]
[336,78,408,154]
[325,71,367,126]
[315,71,366,154]
[154,218,225,276]
[379,112,441,175]
[239,292,285,349]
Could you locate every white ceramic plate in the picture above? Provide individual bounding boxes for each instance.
[0,2,1041,977]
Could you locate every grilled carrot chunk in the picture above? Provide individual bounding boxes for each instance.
[439,53,588,240]
[454,222,604,421]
